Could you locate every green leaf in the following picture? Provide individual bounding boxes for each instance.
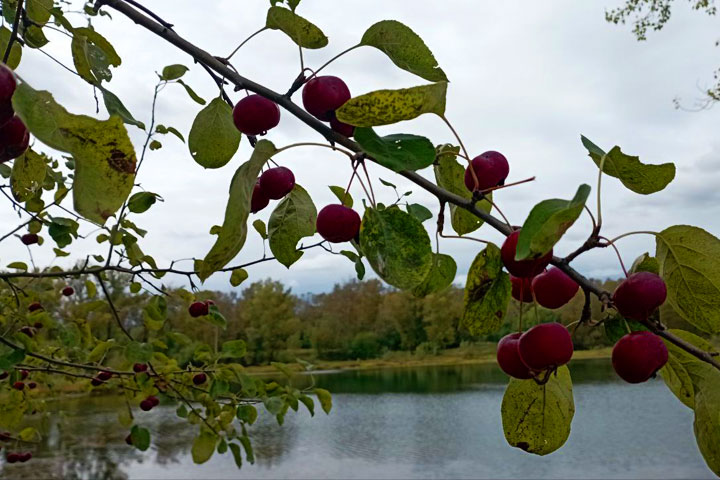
[411,253,457,298]
[191,431,218,464]
[515,184,591,261]
[130,425,151,452]
[10,149,46,202]
[13,82,136,224]
[329,185,353,208]
[220,339,246,359]
[502,365,575,456]
[229,442,243,469]
[230,268,249,287]
[177,79,206,105]
[354,128,435,172]
[267,184,317,268]
[434,144,491,235]
[406,203,432,223]
[99,87,146,130]
[359,206,432,290]
[198,140,275,281]
[252,219,267,240]
[314,388,332,414]
[0,27,22,69]
[630,252,660,275]
[189,97,242,169]
[360,20,447,82]
[161,64,189,81]
[237,405,258,425]
[128,192,159,214]
[660,354,695,409]
[266,6,328,49]
[336,83,447,127]
[462,243,511,336]
[581,135,675,195]
[656,225,720,333]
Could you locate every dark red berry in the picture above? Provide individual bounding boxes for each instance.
[62,286,74,296]
[0,116,29,163]
[21,233,38,246]
[133,363,148,373]
[497,333,533,379]
[250,182,270,213]
[258,167,295,200]
[302,76,351,121]
[613,272,667,321]
[531,267,579,309]
[510,275,534,303]
[188,301,209,318]
[232,94,280,136]
[518,323,574,371]
[192,373,207,385]
[316,204,362,243]
[330,117,354,137]
[12,381,24,390]
[612,331,669,383]
[501,231,553,278]
[463,151,510,192]
[139,398,154,411]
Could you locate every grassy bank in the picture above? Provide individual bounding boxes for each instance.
[243,344,614,375]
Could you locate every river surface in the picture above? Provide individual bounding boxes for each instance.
[0,359,714,479]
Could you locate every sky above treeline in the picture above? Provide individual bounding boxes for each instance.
[2,1,720,294]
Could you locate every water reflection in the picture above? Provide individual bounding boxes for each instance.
[0,359,713,479]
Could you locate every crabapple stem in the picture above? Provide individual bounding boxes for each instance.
[308,44,362,82]
[225,26,269,61]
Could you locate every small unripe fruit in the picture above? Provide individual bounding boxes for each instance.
[139,398,154,411]
[62,286,74,296]
[613,272,667,321]
[0,116,29,163]
[258,167,295,200]
[302,76,351,121]
[330,117,354,137]
[510,275,534,303]
[518,323,574,371]
[501,231,553,278]
[28,301,42,312]
[19,370,28,380]
[463,151,510,192]
[133,363,148,373]
[316,204,361,243]
[97,371,113,381]
[192,373,207,385]
[250,182,270,213]
[27,382,36,390]
[21,233,38,246]
[497,333,533,379]
[232,94,280,136]
[12,381,24,390]
[612,331,668,383]
[188,301,209,317]
[531,267,579,309]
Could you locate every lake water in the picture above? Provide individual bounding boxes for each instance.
[0,359,714,479]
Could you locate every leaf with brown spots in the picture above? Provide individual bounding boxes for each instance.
[12,82,136,224]
[462,243,511,335]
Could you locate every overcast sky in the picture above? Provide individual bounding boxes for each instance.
[2,0,720,294]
